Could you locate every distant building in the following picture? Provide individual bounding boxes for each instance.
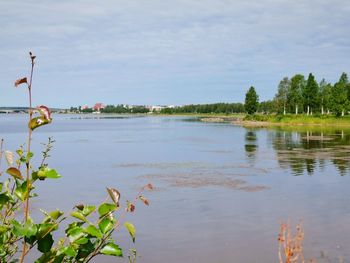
[93,103,105,111]
[150,105,165,112]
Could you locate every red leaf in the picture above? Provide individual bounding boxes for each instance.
[6,167,24,180]
[146,183,154,190]
[14,77,28,87]
[37,105,51,121]
[139,195,149,206]
[126,201,135,213]
[106,187,121,207]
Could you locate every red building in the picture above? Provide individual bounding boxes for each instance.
[93,103,105,111]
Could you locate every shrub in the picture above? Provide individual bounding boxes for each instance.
[0,52,152,262]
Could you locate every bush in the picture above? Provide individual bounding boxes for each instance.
[0,52,152,262]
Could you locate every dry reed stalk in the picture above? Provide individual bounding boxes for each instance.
[278,221,305,263]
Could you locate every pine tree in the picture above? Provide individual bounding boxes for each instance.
[303,73,319,115]
[244,86,259,114]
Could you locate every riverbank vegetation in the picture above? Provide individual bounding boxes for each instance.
[159,103,245,114]
[243,114,350,126]
[186,72,350,125]
[159,72,350,122]
[258,72,350,117]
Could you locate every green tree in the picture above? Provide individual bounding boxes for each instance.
[274,77,290,115]
[288,74,304,114]
[258,100,275,114]
[331,72,348,116]
[244,86,259,114]
[303,73,319,115]
[319,79,332,115]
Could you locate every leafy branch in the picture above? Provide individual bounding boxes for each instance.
[0,52,152,263]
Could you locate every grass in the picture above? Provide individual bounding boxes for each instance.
[153,112,245,118]
[243,114,350,126]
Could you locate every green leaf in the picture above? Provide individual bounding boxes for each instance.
[27,151,34,159]
[58,245,77,257]
[65,222,84,234]
[76,240,95,259]
[36,167,61,180]
[70,211,87,222]
[49,209,64,220]
[14,181,28,201]
[0,225,8,234]
[0,193,10,205]
[37,233,54,253]
[75,237,89,245]
[67,226,85,243]
[85,225,102,239]
[37,223,57,239]
[16,148,23,157]
[124,222,136,243]
[11,220,27,236]
[98,218,114,234]
[43,168,61,178]
[29,116,51,131]
[6,167,24,180]
[34,251,58,263]
[25,234,37,245]
[23,221,37,238]
[98,203,116,217]
[32,171,39,180]
[82,205,95,217]
[100,243,123,257]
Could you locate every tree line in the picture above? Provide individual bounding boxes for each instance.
[69,72,349,116]
[101,105,149,113]
[250,72,350,116]
[159,103,245,114]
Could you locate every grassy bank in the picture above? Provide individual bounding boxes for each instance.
[243,114,350,126]
[153,112,245,118]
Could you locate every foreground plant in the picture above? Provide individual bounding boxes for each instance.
[278,221,305,263]
[0,52,152,262]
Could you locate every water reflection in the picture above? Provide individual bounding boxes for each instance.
[244,130,258,162]
[269,128,350,176]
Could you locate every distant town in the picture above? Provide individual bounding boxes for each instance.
[69,103,177,114]
[0,104,176,114]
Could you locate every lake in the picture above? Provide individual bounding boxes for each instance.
[1,114,350,262]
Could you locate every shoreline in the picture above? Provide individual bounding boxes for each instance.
[198,115,350,127]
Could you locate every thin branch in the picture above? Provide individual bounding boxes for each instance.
[85,184,150,263]
[20,51,36,263]
[0,138,3,176]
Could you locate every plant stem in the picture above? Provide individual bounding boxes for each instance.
[0,138,3,176]
[20,52,35,263]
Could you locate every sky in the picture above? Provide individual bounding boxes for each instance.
[0,0,349,108]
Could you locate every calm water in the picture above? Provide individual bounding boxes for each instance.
[1,114,350,263]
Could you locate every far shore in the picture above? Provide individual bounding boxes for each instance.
[4,111,350,127]
[197,114,350,127]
